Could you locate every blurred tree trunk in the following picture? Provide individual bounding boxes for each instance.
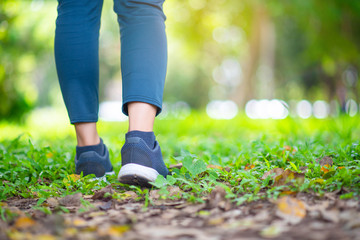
[231,4,276,107]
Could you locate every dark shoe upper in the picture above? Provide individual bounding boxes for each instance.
[75,142,113,178]
[121,136,169,177]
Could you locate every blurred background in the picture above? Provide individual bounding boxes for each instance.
[1,0,360,123]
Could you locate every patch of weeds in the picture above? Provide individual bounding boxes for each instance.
[1,114,360,206]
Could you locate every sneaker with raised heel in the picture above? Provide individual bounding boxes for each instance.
[118,136,169,187]
[75,142,114,178]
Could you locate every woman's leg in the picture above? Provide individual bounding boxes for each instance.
[113,0,167,117]
[55,0,113,177]
[114,0,169,185]
[55,0,103,126]
[55,0,103,146]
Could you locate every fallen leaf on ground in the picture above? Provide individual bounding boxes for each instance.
[261,168,284,180]
[59,193,82,207]
[321,164,331,174]
[46,198,59,208]
[283,145,297,154]
[318,156,333,166]
[207,186,228,210]
[276,196,306,224]
[245,164,255,170]
[92,185,113,201]
[63,174,80,186]
[262,168,304,187]
[14,216,36,229]
[273,169,305,187]
[103,225,130,237]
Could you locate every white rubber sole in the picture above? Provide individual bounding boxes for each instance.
[118,163,159,183]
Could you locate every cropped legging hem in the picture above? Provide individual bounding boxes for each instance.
[70,115,98,124]
[122,96,162,116]
[68,97,161,124]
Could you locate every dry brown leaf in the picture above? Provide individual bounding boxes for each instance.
[261,168,284,180]
[273,169,305,187]
[276,196,306,224]
[14,216,36,229]
[46,198,59,208]
[283,145,297,154]
[318,156,333,166]
[92,185,113,201]
[207,186,226,209]
[245,164,255,170]
[59,193,82,207]
[321,164,331,174]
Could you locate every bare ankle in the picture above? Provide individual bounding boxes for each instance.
[128,102,157,132]
[74,122,100,146]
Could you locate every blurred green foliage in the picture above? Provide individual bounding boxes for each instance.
[0,0,360,119]
[0,0,57,120]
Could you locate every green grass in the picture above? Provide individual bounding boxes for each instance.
[1,112,360,206]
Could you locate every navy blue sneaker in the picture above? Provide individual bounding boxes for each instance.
[118,136,169,187]
[75,143,114,178]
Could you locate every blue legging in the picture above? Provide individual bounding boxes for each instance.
[55,0,167,124]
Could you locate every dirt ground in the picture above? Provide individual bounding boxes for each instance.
[1,185,360,240]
